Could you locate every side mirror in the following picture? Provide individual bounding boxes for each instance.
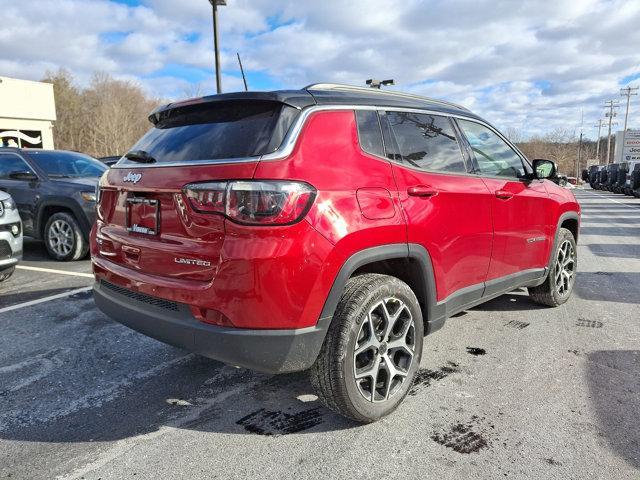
[532,159,557,180]
[8,170,37,181]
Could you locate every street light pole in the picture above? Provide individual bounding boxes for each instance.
[209,0,226,94]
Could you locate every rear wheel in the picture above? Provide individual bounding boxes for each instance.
[310,273,423,423]
[44,212,88,261]
[529,227,577,307]
[0,266,15,282]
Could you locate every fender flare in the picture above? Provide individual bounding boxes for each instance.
[35,197,91,240]
[529,211,580,288]
[317,243,443,335]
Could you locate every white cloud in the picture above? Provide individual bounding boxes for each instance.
[0,0,638,137]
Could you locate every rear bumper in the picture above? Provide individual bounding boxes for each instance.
[93,280,329,374]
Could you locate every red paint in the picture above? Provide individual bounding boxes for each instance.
[91,109,580,330]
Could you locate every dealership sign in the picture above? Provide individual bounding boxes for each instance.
[615,130,640,163]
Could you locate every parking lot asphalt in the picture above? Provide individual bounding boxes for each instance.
[0,188,638,480]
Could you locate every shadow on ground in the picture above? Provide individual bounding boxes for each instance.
[586,350,640,469]
[0,294,355,447]
[574,272,640,305]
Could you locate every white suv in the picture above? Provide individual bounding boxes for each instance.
[0,191,22,282]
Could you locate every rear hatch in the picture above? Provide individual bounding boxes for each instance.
[96,97,308,282]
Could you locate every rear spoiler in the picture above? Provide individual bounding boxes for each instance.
[148,91,316,125]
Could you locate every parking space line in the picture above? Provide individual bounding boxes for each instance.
[16,265,94,279]
[582,190,640,209]
[0,286,93,315]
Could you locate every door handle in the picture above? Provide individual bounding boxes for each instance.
[408,185,438,197]
[495,190,513,200]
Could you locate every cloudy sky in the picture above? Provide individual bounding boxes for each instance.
[1,0,639,138]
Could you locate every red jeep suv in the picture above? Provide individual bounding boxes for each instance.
[91,84,580,422]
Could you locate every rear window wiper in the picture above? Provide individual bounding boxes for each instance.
[125,150,157,164]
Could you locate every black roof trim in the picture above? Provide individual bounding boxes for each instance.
[148,84,480,125]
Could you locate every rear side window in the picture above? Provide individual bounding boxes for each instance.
[121,100,298,165]
[355,110,385,158]
[385,111,466,173]
[27,151,106,178]
[457,119,526,179]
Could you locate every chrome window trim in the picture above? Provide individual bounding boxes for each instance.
[111,103,513,170]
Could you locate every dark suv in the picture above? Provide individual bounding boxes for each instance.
[92,84,580,422]
[0,148,107,261]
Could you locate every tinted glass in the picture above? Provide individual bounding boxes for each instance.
[27,151,107,178]
[0,154,35,179]
[457,119,525,178]
[386,112,466,173]
[121,100,298,164]
[355,110,385,158]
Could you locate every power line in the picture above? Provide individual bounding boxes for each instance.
[620,86,638,132]
[604,100,620,164]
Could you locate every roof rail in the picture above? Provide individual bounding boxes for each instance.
[305,83,470,112]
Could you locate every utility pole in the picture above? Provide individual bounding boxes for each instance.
[208,0,226,94]
[604,100,620,164]
[594,118,603,164]
[620,86,638,132]
[576,109,583,180]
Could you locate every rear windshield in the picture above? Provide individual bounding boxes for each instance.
[120,100,299,165]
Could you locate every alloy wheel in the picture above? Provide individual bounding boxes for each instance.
[48,219,74,256]
[555,239,576,296]
[353,297,416,402]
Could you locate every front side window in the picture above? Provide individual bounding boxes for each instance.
[0,154,35,179]
[386,112,466,173]
[27,151,107,178]
[457,119,526,179]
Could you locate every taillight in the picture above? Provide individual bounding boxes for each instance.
[183,180,316,225]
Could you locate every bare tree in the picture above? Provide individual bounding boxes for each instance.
[41,70,160,158]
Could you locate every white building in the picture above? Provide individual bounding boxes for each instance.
[0,76,56,149]
[614,129,640,164]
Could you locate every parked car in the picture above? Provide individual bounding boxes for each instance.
[604,164,619,191]
[587,165,601,189]
[0,148,107,261]
[621,160,640,195]
[613,162,628,194]
[92,84,580,422]
[0,191,22,282]
[596,165,608,189]
[631,163,640,198]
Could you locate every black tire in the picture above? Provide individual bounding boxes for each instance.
[44,212,88,261]
[528,228,577,307]
[310,273,424,423]
[0,266,15,282]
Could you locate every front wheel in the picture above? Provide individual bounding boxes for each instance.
[529,227,577,307]
[310,273,424,423]
[44,212,88,261]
